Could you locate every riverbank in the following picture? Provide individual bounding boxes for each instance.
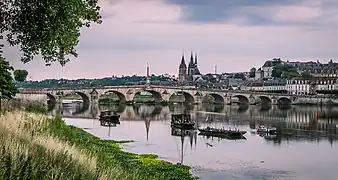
[0,107,195,179]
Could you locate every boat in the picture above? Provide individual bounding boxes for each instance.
[171,114,195,129]
[198,133,247,140]
[256,125,277,134]
[198,127,247,137]
[100,120,119,127]
[99,110,120,123]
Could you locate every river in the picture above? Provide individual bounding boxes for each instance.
[49,103,338,180]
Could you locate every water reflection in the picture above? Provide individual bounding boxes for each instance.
[60,103,338,180]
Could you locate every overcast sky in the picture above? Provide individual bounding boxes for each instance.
[3,0,338,80]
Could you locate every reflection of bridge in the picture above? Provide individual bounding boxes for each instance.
[16,85,337,106]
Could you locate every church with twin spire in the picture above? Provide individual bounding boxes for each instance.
[178,52,201,83]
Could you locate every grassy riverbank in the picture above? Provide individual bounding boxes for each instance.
[0,105,194,179]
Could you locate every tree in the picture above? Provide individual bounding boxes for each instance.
[301,71,312,78]
[14,69,28,82]
[0,57,18,99]
[234,73,245,79]
[272,64,299,78]
[1,0,101,66]
[249,67,256,78]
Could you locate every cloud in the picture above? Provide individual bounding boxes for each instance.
[164,0,337,27]
[2,0,338,80]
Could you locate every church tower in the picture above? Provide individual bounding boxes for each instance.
[188,51,194,76]
[178,54,187,82]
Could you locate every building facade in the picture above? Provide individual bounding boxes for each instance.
[286,77,338,95]
[178,52,201,83]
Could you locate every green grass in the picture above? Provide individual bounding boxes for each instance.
[47,117,194,180]
[0,109,195,180]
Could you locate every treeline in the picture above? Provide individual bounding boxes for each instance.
[18,75,176,89]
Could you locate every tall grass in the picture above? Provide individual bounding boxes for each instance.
[0,109,195,180]
[0,111,128,179]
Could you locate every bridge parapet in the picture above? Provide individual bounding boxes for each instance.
[16,85,338,106]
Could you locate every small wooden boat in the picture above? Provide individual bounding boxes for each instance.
[257,125,277,134]
[99,110,120,123]
[198,127,247,137]
[171,114,195,129]
[100,120,119,127]
[199,133,247,140]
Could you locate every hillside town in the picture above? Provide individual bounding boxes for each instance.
[18,53,338,96]
[177,53,338,95]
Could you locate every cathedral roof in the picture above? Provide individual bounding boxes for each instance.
[179,55,187,68]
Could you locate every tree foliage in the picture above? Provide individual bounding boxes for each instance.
[272,64,299,79]
[14,69,28,82]
[0,0,102,66]
[301,71,312,78]
[0,57,18,99]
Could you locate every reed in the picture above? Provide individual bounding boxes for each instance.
[0,109,195,180]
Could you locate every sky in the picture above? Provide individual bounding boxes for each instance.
[3,0,338,80]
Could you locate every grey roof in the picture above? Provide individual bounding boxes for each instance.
[262,61,274,67]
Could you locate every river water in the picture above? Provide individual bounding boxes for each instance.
[51,103,338,180]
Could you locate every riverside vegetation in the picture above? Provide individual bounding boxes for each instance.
[0,103,194,180]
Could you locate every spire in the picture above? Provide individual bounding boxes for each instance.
[194,53,197,65]
[215,64,217,74]
[189,51,194,64]
[179,53,187,68]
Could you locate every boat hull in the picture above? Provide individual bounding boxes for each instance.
[198,129,246,137]
[99,115,120,123]
[171,123,195,129]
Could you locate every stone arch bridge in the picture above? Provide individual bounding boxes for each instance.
[16,85,303,106]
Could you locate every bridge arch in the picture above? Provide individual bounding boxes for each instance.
[278,97,291,105]
[47,93,56,104]
[259,96,272,105]
[100,90,127,103]
[169,91,194,104]
[206,93,224,104]
[75,92,90,104]
[234,95,249,105]
[133,90,163,103]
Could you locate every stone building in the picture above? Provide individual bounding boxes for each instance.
[286,77,338,95]
[287,60,338,77]
[178,52,201,83]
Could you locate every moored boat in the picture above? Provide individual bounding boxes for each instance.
[99,110,120,123]
[171,114,195,129]
[257,125,277,134]
[198,127,246,137]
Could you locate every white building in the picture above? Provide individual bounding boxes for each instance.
[262,61,274,79]
[244,79,286,92]
[286,77,338,95]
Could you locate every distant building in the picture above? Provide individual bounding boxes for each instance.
[287,59,338,77]
[286,77,338,95]
[261,60,274,79]
[255,68,263,80]
[243,79,286,92]
[178,52,202,83]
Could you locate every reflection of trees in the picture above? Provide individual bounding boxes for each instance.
[259,105,271,112]
[99,103,126,113]
[237,104,249,113]
[201,103,224,113]
[72,103,89,115]
[168,103,194,114]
